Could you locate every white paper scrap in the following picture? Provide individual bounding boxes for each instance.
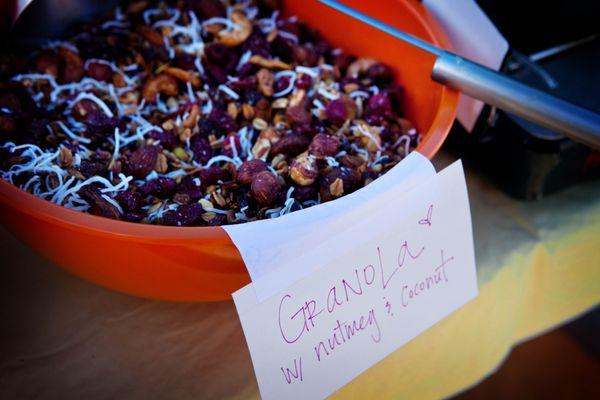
[423,0,509,131]
[224,151,436,302]
[233,160,478,400]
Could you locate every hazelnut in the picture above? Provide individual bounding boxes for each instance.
[237,159,268,186]
[309,133,339,158]
[270,134,310,158]
[289,154,319,186]
[251,171,282,206]
[286,105,311,127]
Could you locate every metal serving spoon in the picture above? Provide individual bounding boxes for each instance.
[10,0,600,148]
[318,0,600,149]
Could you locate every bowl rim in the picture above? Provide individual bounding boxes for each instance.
[0,0,459,241]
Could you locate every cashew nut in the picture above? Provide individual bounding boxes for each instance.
[142,73,178,103]
[346,58,378,78]
[218,11,253,48]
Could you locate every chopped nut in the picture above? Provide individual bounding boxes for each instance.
[252,138,271,159]
[155,153,168,173]
[329,177,344,197]
[354,121,382,152]
[58,147,73,168]
[173,147,189,161]
[289,154,319,186]
[343,83,360,93]
[252,117,268,131]
[227,102,239,119]
[162,119,175,130]
[182,104,200,129]
[272,98,289,109]
[165,67,202,88]
[242,103,255,120]
[289,89,306,107]
[257,68,274,97]
[212,191,227,207]
[258,127,281,144]
[201,211,217,222]
[249,55,292,70]
[199,198,214,210]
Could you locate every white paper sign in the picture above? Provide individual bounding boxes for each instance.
[224,152,436,302]
[423,0,509,131]
[233,160,478,400]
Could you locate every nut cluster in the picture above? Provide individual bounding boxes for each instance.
[0,0,421,226]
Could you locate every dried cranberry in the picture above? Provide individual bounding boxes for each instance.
[332,53,356,75]
[295,74,312,90]
[124,146,159,178]
[208,214,228,226]
[270,36,294,62]
[86,61,113,82]
[194,0,226,18]
[365,93,392,119]
[366,63,393,84]
[141,177,176,198]
[86,114,119,137]
[204,62,228,84]
[205,43,239,73]
[0,115,17,133]
[325,99,348,126]
[116,190,143,211]
[190,135,212,164]
[173,52,197,71]
[177,176,203,200]
[200,166,231,187]
[123,211,145,222]
[294,184,317,202]
[237,159,268,186]
[292,45,318,66]
[273,76,290,94]
[162,203,203,226]
[148,129,177,149]
[197,118,222,138]
[242,31,270,58]
[209,109,236,134]
[222,133,242,158]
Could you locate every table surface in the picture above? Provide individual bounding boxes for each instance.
[1,150,599,399]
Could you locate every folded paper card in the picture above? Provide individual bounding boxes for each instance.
[224,152,436,301]
[233,159,478,399]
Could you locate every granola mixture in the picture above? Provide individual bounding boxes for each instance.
[0,0,421,226]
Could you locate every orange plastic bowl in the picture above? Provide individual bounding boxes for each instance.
[0,0,458,301]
